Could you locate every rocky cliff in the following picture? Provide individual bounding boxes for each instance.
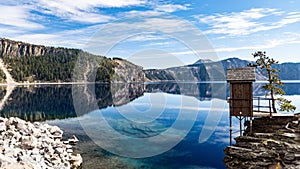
[0,38,79,58]
[112,58,145,83]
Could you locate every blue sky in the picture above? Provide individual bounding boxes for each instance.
[1,0,300,68]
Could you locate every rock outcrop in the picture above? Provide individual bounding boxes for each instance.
[0,38,80,58]
[112,58,145,83]
[224,116,300,169]
[0,117,82,169]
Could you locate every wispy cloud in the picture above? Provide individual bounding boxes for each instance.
[0,0,148,25]
[123,2,191,17]
[215,33,300,52]
[155,4,190,13]
[126,34,168,42]
[196,8,300,36]
[11,25,104,48]
[0,5,44,29]
[33,0,120,23]
[171,32,300,55]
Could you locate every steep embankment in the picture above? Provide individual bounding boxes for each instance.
[0,58,16,84]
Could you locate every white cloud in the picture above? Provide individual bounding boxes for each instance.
[196,8,300,36]
[127,34,168,42]
[32,0,147,23]
[33,0,113,23]
[155,4,189,13]
[170,33,300,56]
[0,5,44,29]
[0,27,24,35]
[215,34,300,52]
[12,34,61,47]
[123,3,190,17]
[10,25,104,48]
[65,0,147,8]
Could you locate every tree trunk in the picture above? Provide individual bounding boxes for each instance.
[271,89,277,113]
[268,69,277,113]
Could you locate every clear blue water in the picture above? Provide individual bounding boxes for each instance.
[1,82,299,168]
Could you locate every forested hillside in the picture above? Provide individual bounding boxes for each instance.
[0,38,120,83]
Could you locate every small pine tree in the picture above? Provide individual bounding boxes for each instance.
[249,51,296,113]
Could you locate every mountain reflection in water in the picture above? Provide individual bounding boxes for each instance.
[0,82,299,121]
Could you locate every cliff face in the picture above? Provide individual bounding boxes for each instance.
[0,38,79,58]
[112,58,145,83]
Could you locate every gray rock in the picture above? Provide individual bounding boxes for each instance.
[68,135,79,145]
[0,123,6,132]
[21,135,37,149]
[66,145,72,149]
[70,154,83,169]
[0,117,7,123]
[0,117,82,169]
[55,147,64,154]
[66,149,73,153]
[49,126,63,138]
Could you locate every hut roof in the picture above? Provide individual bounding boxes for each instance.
[227,67,256,82]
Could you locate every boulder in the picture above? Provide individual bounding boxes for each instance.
[0,117,82,169]
[68,135,79,145]
[0,123,6,132]
[70,154,83,169]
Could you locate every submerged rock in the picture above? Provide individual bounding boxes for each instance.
[0,117,82,169]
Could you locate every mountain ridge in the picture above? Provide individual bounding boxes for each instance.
[144,57,300,81]
[1,37,299,83]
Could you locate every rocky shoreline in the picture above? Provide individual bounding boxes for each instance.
[0,117,82,169]
[224,115,300,169]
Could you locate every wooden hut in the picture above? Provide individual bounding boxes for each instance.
[227,67,256,140]
[227,67,256,117]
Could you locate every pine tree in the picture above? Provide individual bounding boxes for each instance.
[249,51,296,112]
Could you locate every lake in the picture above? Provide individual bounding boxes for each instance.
[0,82,299,169]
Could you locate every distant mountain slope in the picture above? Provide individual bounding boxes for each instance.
[219,58,267,80]
[221,58,300,80]
[273,63,300,80]
[145,58,300,81]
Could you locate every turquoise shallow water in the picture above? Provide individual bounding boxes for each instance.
[1,82,299,168]
[46,94,231,168]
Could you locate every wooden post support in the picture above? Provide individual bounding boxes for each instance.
[250,116,253,135]
[229,115,232,146]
